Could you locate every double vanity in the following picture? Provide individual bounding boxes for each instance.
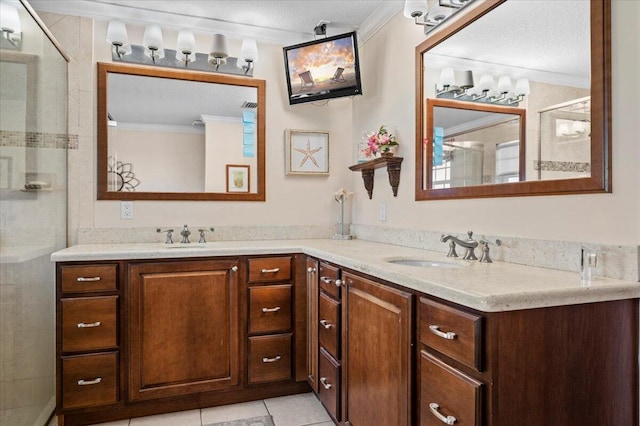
[52,239,639,426]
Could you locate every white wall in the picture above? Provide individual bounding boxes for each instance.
[351,2,640,246]
[59,20,355,242]
[43,2,640,248]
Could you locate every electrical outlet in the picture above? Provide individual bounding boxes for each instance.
[379,202,387,222]
[120,201,134,219]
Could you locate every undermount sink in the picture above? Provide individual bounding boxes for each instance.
[386,258,461,268]
[160,244,210,249]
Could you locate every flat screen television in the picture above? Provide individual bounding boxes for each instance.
[283,31,363,105]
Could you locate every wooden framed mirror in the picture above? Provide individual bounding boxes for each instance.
[415,0,611,200]
[97,62,266,201]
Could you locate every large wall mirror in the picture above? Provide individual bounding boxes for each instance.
[97,62,266,201]
[415,0,611,200]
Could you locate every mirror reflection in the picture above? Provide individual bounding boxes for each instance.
[428,99,524,189]
[416,0,609,199]
[98,63,265,201]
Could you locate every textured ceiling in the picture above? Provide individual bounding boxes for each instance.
[426,0,590,88]
[28,0,404,45]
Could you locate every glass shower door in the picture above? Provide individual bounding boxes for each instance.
[0,1,68,425]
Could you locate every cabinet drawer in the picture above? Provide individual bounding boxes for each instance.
[249,284,292,334]
[420,297,483,370]
[248,257,292,283]
[61,264,117,294]
[319,292,340,359]
[61,352,118,409]
[318,347,341,422]
[61,296,118,353]
[420,351,482,426]
[318,262,341,300]
[248,334,292,384]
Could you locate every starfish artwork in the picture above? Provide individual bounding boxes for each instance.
[294,139,323,168]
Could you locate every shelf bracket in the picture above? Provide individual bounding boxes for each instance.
[349,156,403,199]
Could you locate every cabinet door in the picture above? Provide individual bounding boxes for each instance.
[306,257,319,393]
[128,259,240,401]
[342,272,413,426]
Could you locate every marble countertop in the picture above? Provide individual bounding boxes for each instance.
[51,239,640,312]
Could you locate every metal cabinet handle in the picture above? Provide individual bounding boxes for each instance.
[429,403,457,425]
[334,279,343,287]
[261,268,280,273]
[262,355,282,363]
[262,307,281,313]
[429,325,457,340]
[231,266,238,272]
[320,377,332,390]
[76,276,101,282]
[320,276,332,284]
[77,321,101,328]
[77,378,102,386]
[307,267,316,273]
[319,319,332,329]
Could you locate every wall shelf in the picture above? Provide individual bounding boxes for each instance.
[349,156,403,199]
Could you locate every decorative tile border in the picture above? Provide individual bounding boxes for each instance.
[0,130,78,149]
[533,160,591,173]
[352,224,639,282]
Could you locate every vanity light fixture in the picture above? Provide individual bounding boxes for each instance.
[238,39,259,75]
[0,2,22,50]
[105,20,257,77]
[404,0,476,35]
[176,29,196,64]
[437,68,531,106]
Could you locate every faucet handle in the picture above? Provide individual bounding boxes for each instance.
[156,228,174,244]
[467,231,475,241]
[478,239,502,263]
[446,240,458,258]
[180,224,191,243]
[198,227,215,243]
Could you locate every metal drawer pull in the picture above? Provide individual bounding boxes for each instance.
[320,377,332,390]
[429,325,457,340]
[307,267,316,273]
[429,403,457,425]
[319,320,332,329]
[262,306,281,313]
[320,277,333,284]
[261,268,280,273]
[76,276,101,282]
[262,355,282,363]
[334,279,343,287]
[77,321,102,328]
[231,266,238,272]
[77,378,102,386]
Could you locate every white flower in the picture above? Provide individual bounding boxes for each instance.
[334,188,352,202]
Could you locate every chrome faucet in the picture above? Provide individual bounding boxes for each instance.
[198,227,215,243]
[180,224,191,243]
[478,239,502,263]
[156,228,174,244]
[440,231,479,260]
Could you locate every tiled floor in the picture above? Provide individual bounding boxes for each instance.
[49,393,334,426]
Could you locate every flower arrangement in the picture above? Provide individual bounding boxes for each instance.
[361,125,398,158]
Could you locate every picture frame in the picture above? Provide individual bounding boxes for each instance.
[226,164,250,193]
[285,129,329,175]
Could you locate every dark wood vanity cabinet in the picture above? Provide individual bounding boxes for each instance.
[56,255,309,426]
[417,297,639,426]
[128,259,241,400]
[307,261,414,426]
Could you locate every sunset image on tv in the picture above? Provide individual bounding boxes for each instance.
[286,34,359,101]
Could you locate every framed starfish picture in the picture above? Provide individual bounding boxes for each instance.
[285,129,330,175]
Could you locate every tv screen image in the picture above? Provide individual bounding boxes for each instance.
[283,31,362,105]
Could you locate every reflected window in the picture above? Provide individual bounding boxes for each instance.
[495,141,520,183]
